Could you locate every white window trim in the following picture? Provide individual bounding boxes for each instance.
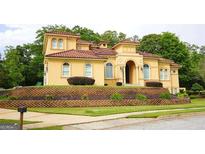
[61,63,71,78]
[84,64,93,78]
[105,62,114,79]
[143,64,150,80]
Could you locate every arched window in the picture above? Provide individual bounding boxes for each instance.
[143,64,150,80]
[52,38,57,49]
[85,64,92,77]
[105,63,113,78]
[62,63,70,77]
[58,39,63,49]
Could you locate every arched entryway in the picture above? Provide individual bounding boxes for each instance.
[125,61,136,84]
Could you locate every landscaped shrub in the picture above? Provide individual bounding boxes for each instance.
[44,95,54,100]
[8,96,19,100]
[81,94,89,100]
[104,83,108,86]
[116,82,122,86]
[159,92,171,99]
[191,83,204,92]
[0,95,9,100]
[110,93,123,101]
[67,76,95,85]
[146,82,163,87]
[135,94,147,101]
[177,93,188,99]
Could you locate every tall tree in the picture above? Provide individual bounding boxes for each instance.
[72,25,101,43]
[3,46,25,87]
[101,30,126,47]
[139,34,161,54]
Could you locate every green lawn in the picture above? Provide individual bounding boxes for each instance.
[0,119,41,125]
[30,125,64,130]
[28,98,205,116]
[127,108,205,118]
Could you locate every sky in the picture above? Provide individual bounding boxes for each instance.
[1,24,205,56]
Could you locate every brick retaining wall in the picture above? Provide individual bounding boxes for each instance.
[0,98,190,108]
[5,86,169,100]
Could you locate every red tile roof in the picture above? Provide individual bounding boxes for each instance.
[77,39,92,45]
[139,51,161,58]
[46,50,106,60]
[45,31,80,37]
[94,48,117,56]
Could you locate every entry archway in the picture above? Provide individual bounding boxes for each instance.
[125,60,136,84]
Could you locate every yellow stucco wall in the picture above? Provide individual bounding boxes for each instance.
[143,58,159,81]
[45,35,77,55]
[77,44,90,50]
[114,45,136,54]
[171,69,179,88]
[45,58,105,86]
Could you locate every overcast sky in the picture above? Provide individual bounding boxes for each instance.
[0,24,205,56]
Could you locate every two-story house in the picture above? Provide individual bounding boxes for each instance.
[43,31,180,94]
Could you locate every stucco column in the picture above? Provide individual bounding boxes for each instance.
[136,66,139,84]
[120,66,126,84]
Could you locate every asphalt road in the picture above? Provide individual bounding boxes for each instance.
[109,114,205,130]
[64,113,205,130]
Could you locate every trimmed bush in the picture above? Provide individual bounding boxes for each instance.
[44,95,54,100]
[104,83,108,86]
[177,93,188,99]
[0,95,9,100]
[159,92,171,99]
[67,76,95,85]
[110,93,123,101]
[135,94,147,101]
[116,82,123,86]
[191,83,204,92]
[81,94,89,100]
[146,82,163,87]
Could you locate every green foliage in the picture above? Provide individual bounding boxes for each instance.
[0,95,9,100]
[139,32,205,90]
[177,93,188,99]
[44,95,54,100]
[110,93,124,101]
[159,92,171,99]
[8,96,19,100]
[191,83,204,92]
[135,94,147,101]
[101,30,126,47]
[81,94,89,100]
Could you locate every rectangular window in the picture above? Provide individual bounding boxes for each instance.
[164,69,168,80]
[85,64,92,77]
[160,69,164,80]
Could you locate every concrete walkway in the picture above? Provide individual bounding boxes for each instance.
[0,107,205,129]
